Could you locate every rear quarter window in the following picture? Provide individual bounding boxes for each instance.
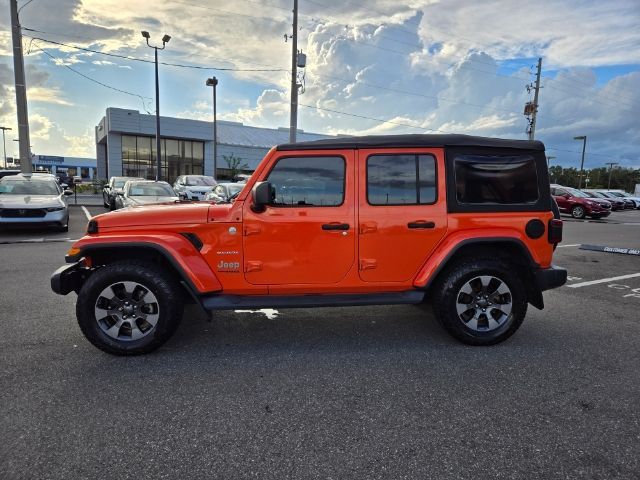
[455,154,539,204]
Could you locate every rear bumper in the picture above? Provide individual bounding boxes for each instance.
[535,265,567,292]
[51,261,87,295]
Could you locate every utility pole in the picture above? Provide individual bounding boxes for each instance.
[206,77,218,179]
[289,0,298,144]
[10,0,32,175]
[525,57,542,141]
[606,162,618,190]
[0,127,11,168]
[574,135,587,189]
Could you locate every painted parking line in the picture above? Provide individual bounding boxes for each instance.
[567,273,640,288]
[557,244,581,248]
[81,206,92,221]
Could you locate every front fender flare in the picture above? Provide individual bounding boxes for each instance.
[67,233,222,294]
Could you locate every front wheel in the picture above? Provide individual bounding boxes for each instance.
[432,258,527,346]
[571,205,586,219]
[76,260,184,355]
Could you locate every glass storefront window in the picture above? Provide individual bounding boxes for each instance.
[121,135,204,183]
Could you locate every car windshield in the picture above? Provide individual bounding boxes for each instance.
[128,184,175,196]
[114,180,128,188]
[186,176,215,186]
[608,192,624,197]
[0,178,60,195]
[567,188,589,198]
[227,184,244,196]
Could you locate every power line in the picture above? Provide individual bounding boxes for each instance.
[299,103,452,133]
[33,43,154,113]
[307,71,523,116]
[23,33,289,72]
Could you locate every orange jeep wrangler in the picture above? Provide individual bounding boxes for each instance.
[51,134,566,355]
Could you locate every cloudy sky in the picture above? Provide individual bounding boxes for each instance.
[0,0,639,169]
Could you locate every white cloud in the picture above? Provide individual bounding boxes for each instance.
[0,0,637,166]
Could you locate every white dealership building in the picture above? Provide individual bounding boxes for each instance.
[95,107,331,183]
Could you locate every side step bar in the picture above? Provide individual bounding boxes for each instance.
[201,290,425,311]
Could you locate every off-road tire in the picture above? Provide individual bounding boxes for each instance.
[76,260,184,355]
[571,205,586,219]
[433,257,527,346]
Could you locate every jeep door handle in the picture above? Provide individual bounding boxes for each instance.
[408,221,435,229]
[322,223,350,231]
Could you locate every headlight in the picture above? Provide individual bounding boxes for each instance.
[46,206,64,212]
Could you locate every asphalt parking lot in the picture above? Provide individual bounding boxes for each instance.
[1,207,639,479]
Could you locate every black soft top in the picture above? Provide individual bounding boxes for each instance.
[277,134,544,152]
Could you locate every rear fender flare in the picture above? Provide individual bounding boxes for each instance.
[413,232,544,309]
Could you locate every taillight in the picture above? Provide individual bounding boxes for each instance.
[548,218,563,244]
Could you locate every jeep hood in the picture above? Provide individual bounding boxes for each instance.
[95,202,211,228]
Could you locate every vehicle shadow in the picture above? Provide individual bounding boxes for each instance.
[166,304,455,356]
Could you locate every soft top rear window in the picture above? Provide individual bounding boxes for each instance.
[454,154,539,205]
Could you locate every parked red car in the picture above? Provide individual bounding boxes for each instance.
[550,185,611,219]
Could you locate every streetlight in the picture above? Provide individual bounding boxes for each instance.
[0,126,11,168]
[546,155,556,166]
[206,77,218,180]
[141,30,171,181]
[573,135,587,189]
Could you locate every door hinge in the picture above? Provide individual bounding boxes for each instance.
[359,222,377,234]
[244,225,261,236]
[245,261,263,273]
[359,259,377,271]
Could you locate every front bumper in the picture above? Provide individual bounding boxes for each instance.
[534,265,567,292]
[0,208,67,225]
[51,261,88,295]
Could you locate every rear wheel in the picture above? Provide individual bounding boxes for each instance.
[433,258,527,346]
[76,260,184,355]
[571,205,586,219]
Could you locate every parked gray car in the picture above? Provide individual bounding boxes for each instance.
[0,174,72,231]
[204,182,245,203]
[103,176,144,210]
[114,180,179,209]
[173,175,217,200]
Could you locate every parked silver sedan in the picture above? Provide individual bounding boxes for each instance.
[114,180,179,209]
[0,174,72,231]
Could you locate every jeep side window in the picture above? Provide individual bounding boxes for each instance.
[367,154,436,205]
[266,156,345,207]
[454,154,538,204]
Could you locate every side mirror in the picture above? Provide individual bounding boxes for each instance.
[63,190,74,196]
[251,181,274,213]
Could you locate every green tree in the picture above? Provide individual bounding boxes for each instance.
[223,154,249,181]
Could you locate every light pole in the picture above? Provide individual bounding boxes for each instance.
[546,155,556,166]
[141,31,171,181]
[574,135,587,189]
[206,77,218,179]
[0,127,11,168]
[606,162,619,190]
